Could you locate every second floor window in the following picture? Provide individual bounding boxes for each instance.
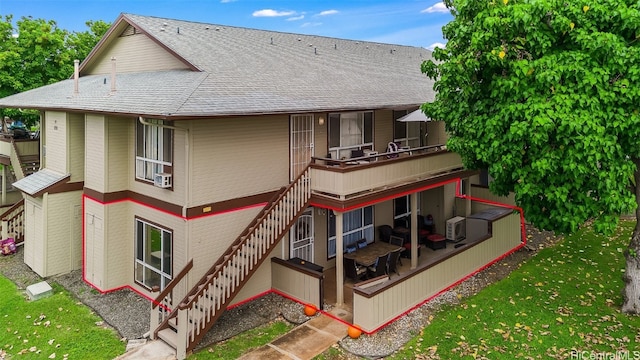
[393,110,421,148]
[328,111,373,159]
[136,119,173,182]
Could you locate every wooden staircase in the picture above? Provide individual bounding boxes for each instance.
[151,167,311,359]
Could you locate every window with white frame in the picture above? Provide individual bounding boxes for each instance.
[393,110,421,148]
[327,206,374,258]
[136,119,173,183]
[135,218,172,290]
[328,111,373,159]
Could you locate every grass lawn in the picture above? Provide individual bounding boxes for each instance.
[188,320,293,359]
[390,220,640,359]
[0,277,125,359]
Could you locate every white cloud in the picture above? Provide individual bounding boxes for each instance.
[220,0,237,3]
[427,42,446,50]
[252,9,296,17]
[301,22,322,28]
[287,15,305,21]
[318,10,339,16]
[421,2,449,14]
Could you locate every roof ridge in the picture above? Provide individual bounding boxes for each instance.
[121,13,430,51]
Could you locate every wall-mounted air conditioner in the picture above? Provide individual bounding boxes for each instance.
[446,216,466,242]
[154,173,172,188]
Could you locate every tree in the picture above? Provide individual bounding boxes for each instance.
[422,0,640,313]
[0,16,109,126]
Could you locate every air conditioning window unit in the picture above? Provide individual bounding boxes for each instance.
[446,216,466,242]
[154,173,172,188]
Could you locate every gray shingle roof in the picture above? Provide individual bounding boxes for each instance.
[0,13,435,118]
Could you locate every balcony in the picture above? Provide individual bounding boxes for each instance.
[309,145,467,207]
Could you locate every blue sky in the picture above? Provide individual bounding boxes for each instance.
[0,0,453,50]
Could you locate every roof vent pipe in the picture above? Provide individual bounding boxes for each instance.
[110,57,116,94]
[73,59,80,95]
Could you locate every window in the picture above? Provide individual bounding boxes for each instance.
[394,195,420,227]
[136,119,173,183]
[327,206,374,258]
[328,111,373,159]
[135,218,172,290]
[394,196,410,222]
[393,110,421,148]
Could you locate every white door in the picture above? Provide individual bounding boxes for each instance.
[290,114,314,181]
[290,209,314,261]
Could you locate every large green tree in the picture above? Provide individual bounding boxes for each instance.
[0,15,109,125]
[422,0,640,313]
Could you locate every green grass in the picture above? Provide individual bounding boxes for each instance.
[0,278,125,359]
[188,320,294,359]
[390,220,640,359]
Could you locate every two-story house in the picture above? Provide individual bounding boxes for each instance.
[0,13,524,359]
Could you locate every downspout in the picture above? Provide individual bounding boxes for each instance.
[138,117,190,218]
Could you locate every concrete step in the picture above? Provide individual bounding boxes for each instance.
[157,328,178,350]
[26,281,53,301]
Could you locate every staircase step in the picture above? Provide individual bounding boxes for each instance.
[158,328,178,349]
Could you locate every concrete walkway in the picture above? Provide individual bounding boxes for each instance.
[238,311,350,360]
[115,309,351,360]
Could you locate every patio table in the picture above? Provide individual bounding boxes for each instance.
[344,241,403,267]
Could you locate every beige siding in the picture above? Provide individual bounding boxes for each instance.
[68,114,85,182]
[84,198,106,289]
[271,260,322,309]
[312,209,331,268]
[314,114,328,158]
[231,244,282,306]
[188,206,262,288]
[45,191,83,276]
[106,116,131,192]
[85,114,106,191]
[103,202,134,290]
[374,110,393,154]
[44,111,67,173]
[23,197,44,274]
[83,33,189,75]
[190,116,289,203]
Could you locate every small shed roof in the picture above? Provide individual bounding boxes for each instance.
[13,169,70,197]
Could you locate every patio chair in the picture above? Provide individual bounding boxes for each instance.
[367,253,390,279]
[345,244,357,254]
[356,238,368,249]
[389,235,404,265]
[344,257,367,281]
[388,248,403,275]
[378,225,393,243]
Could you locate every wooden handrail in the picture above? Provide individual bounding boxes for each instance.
[152,259,193,310]
[0,199,24,220]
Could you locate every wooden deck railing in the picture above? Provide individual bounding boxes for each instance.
[149,259,194,334]
[153,167,312,359]
[0,199,24,244]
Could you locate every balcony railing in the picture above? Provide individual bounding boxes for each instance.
[309,145,464,200]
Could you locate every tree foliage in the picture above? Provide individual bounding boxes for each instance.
[0,15,109,125]
[422,0,640,234]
